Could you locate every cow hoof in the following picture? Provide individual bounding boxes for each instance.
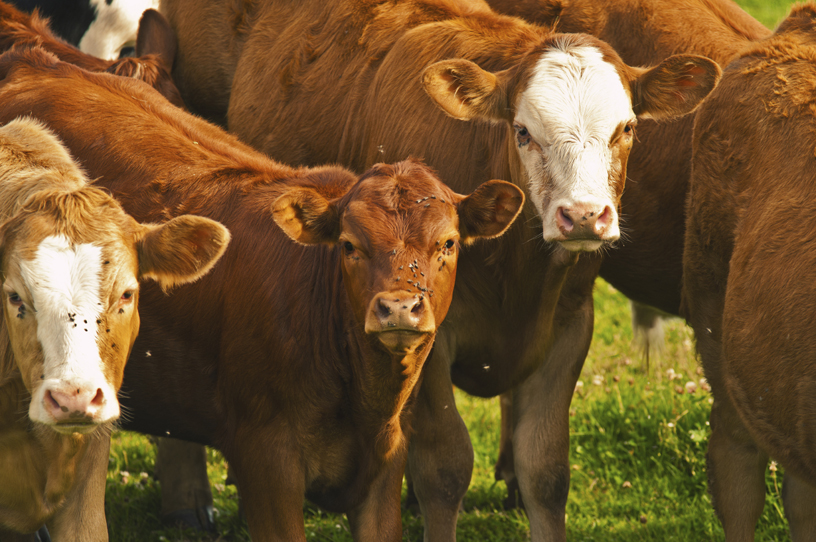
[161,506,216,533]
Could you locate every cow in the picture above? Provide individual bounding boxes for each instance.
[0,46,525,541]
[7,0,159,60]
[0,116,229,541]
[484,0,771,506]
[158,0,721,538]
[684,4,816,539]
[0,2,184,108]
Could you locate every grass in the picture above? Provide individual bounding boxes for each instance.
[103,1,798,540]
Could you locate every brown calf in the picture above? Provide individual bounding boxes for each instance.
[0,117,229,540]
[0,47,523,541]
[158,1,720,539]
[0,1,184,108]
[684,4,816,540]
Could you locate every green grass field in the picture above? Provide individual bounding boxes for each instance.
[104,1,797,540]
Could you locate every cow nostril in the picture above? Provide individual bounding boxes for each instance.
[411,300,423,313]
[377,299,393,318]
[90,388,104,407]
[45,390,60,411]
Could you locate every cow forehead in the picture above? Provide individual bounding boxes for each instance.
[517,43,634,144]
[343,196,458,249]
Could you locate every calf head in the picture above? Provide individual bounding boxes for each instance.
[272,160,523,358]
[0,121,229,434]
[424,34,721,252]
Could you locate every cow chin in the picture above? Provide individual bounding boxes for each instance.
[557,238,606,252]
[374,329,429,355]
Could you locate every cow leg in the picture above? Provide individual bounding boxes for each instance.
[512,293,593,542]
[227,429,307,542]
[706,395,767,541]
[347,451,406,542]
[154,438,215,532]
[45,433,110,542]
[782,472,816,541]
[408,335,472,542]
[494,390,523,509]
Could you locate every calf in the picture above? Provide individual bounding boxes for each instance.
[159,0,720,538]
[484,0,770,506]
[0,1,184,108]
[0,47,524,541]
[684,4,816,540]
[0,116,229,540]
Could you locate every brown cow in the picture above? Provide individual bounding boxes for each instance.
[0,116,229,541]
[159,0,720,538]
[684,4,816,539]
[0,1,184,108]
[0,46,524,541]
[484,0,771,505]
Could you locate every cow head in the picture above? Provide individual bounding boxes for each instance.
[272,159,523,358]
[423,34,721,252]
[0,120,230,434]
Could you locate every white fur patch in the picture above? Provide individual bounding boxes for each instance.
[79,0,160,60]
[515,41,632,245]
[22,235,118,424]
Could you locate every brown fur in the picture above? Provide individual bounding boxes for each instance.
[0,117,228,538]
[157,0,720,538]
[0,1,184,108]
[0,47,522,541]
[684,4,816,538]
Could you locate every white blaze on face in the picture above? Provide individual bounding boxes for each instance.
[515,41,633,249]
[21,235,118,424]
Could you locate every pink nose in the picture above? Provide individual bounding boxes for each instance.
[43,386,106,423]
[556,204,614,238]
[373,294,429,331]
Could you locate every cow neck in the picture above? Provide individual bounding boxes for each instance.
[0,342,89,527]
[331,261,427,461]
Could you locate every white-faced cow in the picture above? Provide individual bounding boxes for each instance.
[0,116,229,541]
[156,0,721,539]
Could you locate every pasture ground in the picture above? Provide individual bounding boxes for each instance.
[105,0,795,539]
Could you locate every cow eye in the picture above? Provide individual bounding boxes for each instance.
[8,293,22,306]
[514,124,531,147]
[343,241,355,254]
[444,239,455,249]
[121,291,134,302]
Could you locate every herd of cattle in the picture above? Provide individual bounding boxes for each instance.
[0,0,813,540]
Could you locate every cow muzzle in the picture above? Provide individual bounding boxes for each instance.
[553,202,618,252]
[33,378,119,434]
[365,291,435,354]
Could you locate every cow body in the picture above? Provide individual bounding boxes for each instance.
[684,5,816,539]
[159,0,720,538]
[0,116,229,540]
[0,47,523,541]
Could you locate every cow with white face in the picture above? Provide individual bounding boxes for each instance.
[424,34,720,253]
[0,117,230,539]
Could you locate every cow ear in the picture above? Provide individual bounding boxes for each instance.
[136,9,177,69]
[272,187,341,245]
[423,59,512,122]
[137,215,230,290]
[630,54,721,120]
[456,180,524,244]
